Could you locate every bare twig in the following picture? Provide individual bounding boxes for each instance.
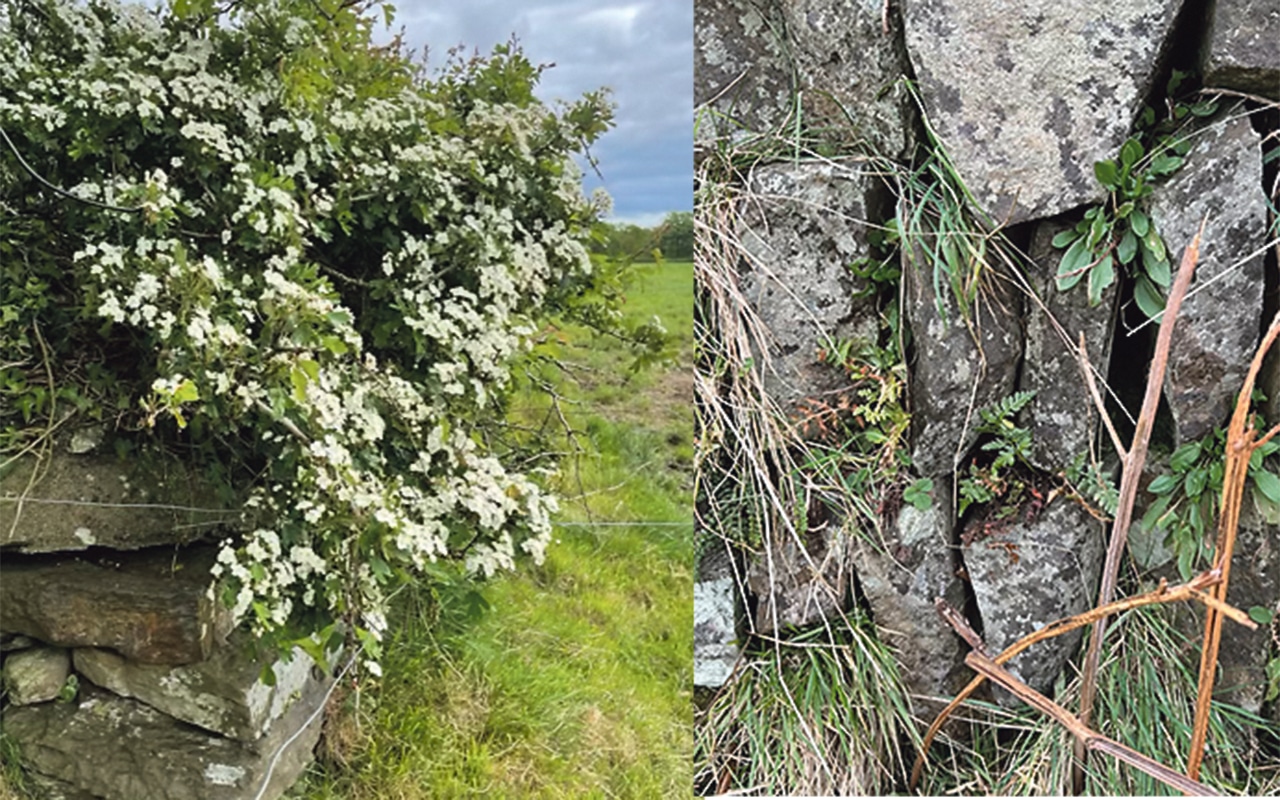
[1076,332,1126,460]
[1074,221,1205,791]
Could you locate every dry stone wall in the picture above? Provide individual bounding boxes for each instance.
[0,441,333,800]
[693,0,1280,734]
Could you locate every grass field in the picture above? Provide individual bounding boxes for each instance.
[292,259,694,798]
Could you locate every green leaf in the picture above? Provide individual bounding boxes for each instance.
[1140,495,1172,531]
[1055,237,1091,291]
[1117,229,1138,264]
[1184,466,1208,497]
[1120,137,1144,168]
[903,477,934,511]
[1147,473,1180,495]
[1094,159,1119,188]
[1255,469,1280,505]
[1130,209,1150,238]
[1115,200,1135,219]
[321,335,349,355]
[1136,272,1167,320]
[1171,440,1202,471]
[1088,214,1109,248]
[1149,154,1184,177]
[1051,229,1080,248]
[172,378,200,404]
[1250,606,1275,625]
[1087,254,1114,306]
[1143,228,1166,263]
[1144,250,1171,288]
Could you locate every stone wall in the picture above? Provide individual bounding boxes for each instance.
[694,0,1280,725]
[1,441,334,800]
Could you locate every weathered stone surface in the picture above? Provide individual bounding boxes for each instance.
[0,443,235,553]
[901,0,1184,223]
[74,634,319,742]
[905,242,1023,477]
[780,0,913,159]
[694,0,792,144]
[1205,0,1280,101]
[852,499,970,707]
[0,546,232,665]
[737,160,887,417]
[4,680,328,800]
[3,646,70,706]
[0,632,36,652]
[963,497,1104,704]
[1021,217,1120,473]
[1149,111,1265,444]
[695,538,741,688]
[747,524,852,635]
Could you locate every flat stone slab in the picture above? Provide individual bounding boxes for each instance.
[74,633,320,741]
[0,444,235,553]
[694,0,792,144]
[3,646,70,706]
[963,497,1104,704]
[1149,110,1265,444]
[0,545,231,665]
[3,679,328,800]
[902,0,1184,223]
[1205,0,1280,100]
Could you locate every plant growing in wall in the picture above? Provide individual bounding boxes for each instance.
[958,390,1036,519]
[1054,73,1218,318]
[0,0,660,670]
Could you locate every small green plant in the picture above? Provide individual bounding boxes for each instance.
[1054,73,1218,318]
[55,674,78,704]
[1140,425,1280,580]
[903,477,934,511]
[958,391,1036,518]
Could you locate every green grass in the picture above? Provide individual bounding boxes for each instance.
[293,259,694,798]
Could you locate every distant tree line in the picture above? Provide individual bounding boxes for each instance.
[593,210,692,262]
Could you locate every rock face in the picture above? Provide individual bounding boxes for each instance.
[780,0,913,159]
[747,523,852,634]
[1149,111,1265,445]
[694,542,740,688]
[1204,0,1280,100]
[901,0,1184,223]
[73,635,321,742]
[1021,217,1120,473]
[0,445,234,553]
[3,681,328,800]
[0,546,232,665]
[852,500,970,707]
[904,245,1024,478]
[737,160,888,417]
[963,497,1104,703]
[3,646,71,706]
[694,0,792,144]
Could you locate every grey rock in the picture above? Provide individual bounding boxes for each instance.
[737,160,888,418]
[963,497,1104,704]
[1021,217,1120,473]
[694,0,793,145]
[694,578,740,687]
[852,499,970,708]
[901,0,1184,223]
[0,444,235,553]
[74,633,322,742]
[694,541,741,687]
[4,679,329,800]
[1149,111,1265,444]
[781,0,913,159]
[3,646,70,706]
[1,632,36,652]
[747,523,853,635]
[904,236,1023,477]
[0,546,232,665]
[1205,0,1280,101]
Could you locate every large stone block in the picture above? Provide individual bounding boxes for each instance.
[780,0,913,159]
[695,0,793,144]
[2,646,70,706]
[3,678,329,800]
[74,633,320,742]
[852,499,970,708]
[962,496,1104,704]
[0,442,234,553]
[904,238,1023,478]
[901,0,1184,223]
[1149,111,1265,444]
[1021,216,1120,473]
[694,542,740,688]
[737,159,888,418]
[1205,0,1280,101]
[746,522,853,635]
[0,546,232,665]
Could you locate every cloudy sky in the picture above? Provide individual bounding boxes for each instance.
[378,1,693,227]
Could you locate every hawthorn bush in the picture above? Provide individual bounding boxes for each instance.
[0,0,652,669]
